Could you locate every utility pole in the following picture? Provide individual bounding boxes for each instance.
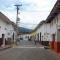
[14,4,22,45]
[15,4,22,26]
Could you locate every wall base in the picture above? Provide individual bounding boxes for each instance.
[49,41,54,49]
[49,41,60,53]
[54,42,60,53]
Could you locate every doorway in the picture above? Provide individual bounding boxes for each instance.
[52,34,55,49]
[40,32,41,42]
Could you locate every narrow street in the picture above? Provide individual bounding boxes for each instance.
[0,40,58,60]
[0,0,60,60]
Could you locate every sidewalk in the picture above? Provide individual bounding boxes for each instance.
[47,49,60,60]
[13,42,44,48]
[0,45,11,51]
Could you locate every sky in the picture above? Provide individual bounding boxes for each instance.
[0,0,57,29]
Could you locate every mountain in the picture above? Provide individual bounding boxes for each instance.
[18,27,32,33]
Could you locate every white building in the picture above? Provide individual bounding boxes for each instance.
[46,0,60,53]
[19,33,31,41]
[0,12,17,46]
[31,21,50,45]
[31,0,60,53]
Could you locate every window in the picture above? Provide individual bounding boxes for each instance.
[8,33,10,35]
[50,21,53,28]
[0,26,1,30]
[54,17,56,24]
[51,21,53,26]
[5,28,7,30]
[0,26,1,28]
[56,16,58,24]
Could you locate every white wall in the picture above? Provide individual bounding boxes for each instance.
[0,18,17,42]
[48,13,60,42]
[56,13,60,42]
[35,23,50,41]
[0,19,7,38]
[44,23,50,41]
[6,24,14,38]
[35,24,45,41]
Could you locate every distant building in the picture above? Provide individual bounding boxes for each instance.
[18,27,32,41]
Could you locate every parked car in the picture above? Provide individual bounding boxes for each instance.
[20,38,23,40]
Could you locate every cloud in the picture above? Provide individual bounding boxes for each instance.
[18,11,50,29]
[0,0,57,29]
[1,10,16,23]
[21,0,57,12]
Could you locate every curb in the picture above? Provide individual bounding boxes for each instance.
[0,46,11,51]
[44,46,50,49]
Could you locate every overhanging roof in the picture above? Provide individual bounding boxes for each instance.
[46,0,60,23]
[32,20,46,32]
[0,12,11,24]
[0,12,17,30]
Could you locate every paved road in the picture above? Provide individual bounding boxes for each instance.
[18,40,42,47]
[19,40,35,46]
[0,47,57,60]
[0,40,58,60]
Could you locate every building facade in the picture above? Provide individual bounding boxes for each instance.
[0,12,17,47]
[30,0,60,53]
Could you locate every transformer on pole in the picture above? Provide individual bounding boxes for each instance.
[14,4,22,26]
